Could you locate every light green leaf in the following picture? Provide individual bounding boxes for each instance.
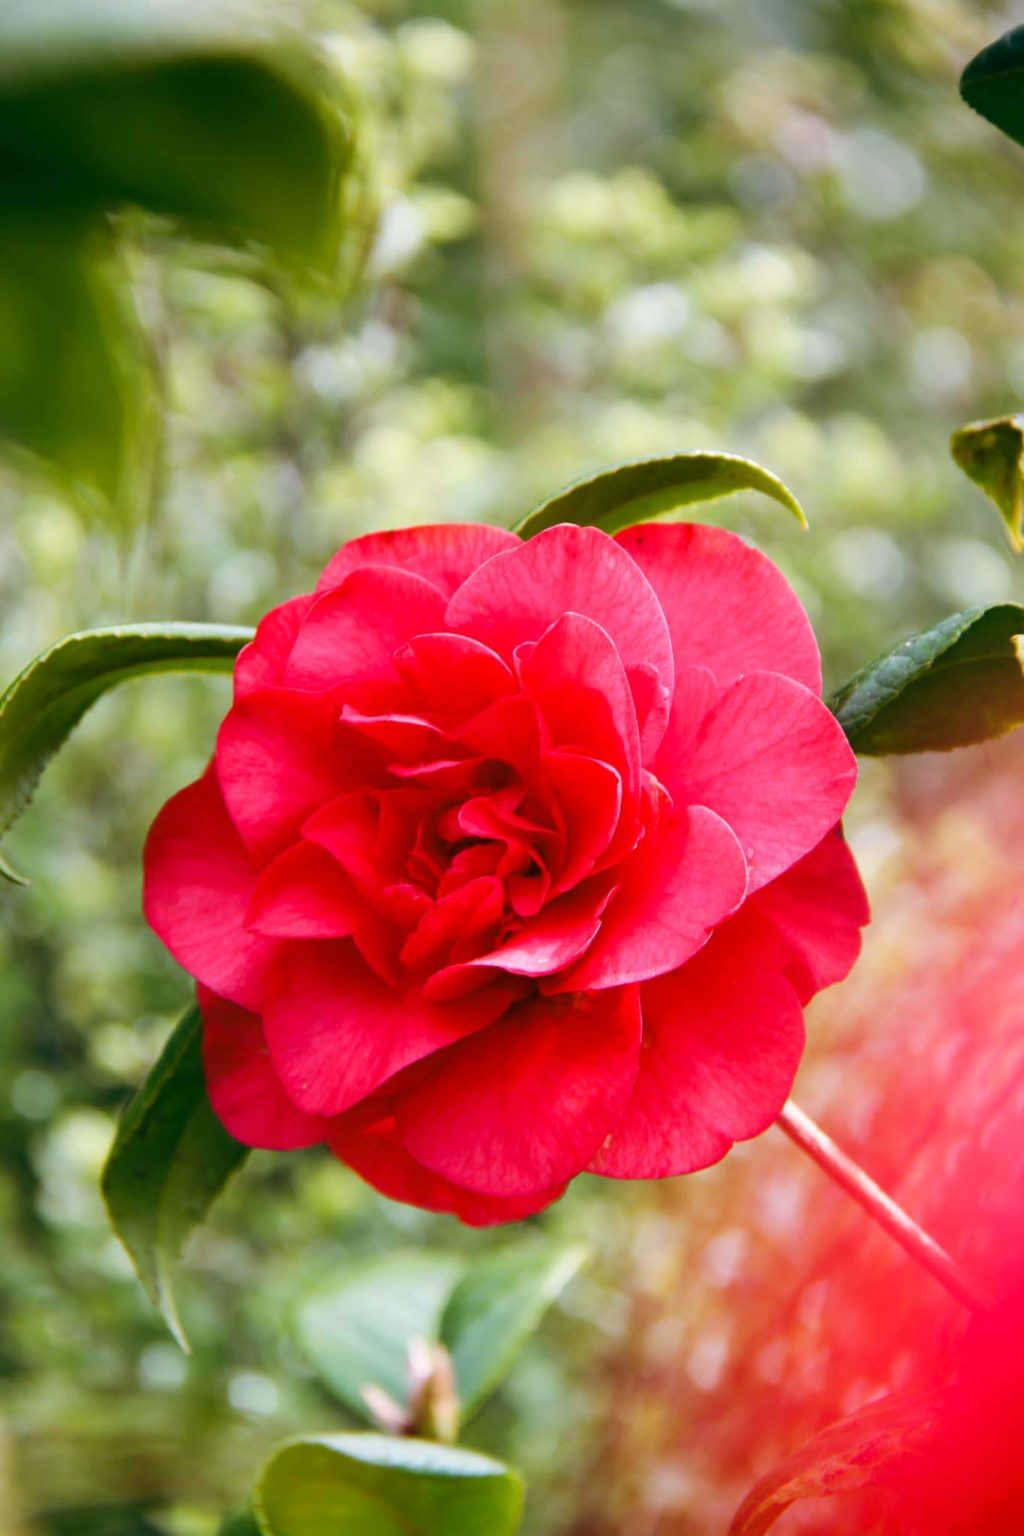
[961,26,1024,157]
[728,1392,942,1536]
[950,413,1024,551]
[513,452,806,539]
[255,1434,524,1536]
[101,1004,248,1348]
[298,1253,466,1424]
[0,0,354,274]
[0,622,251,879]
[0,215,156,522]
[440,1240,589,1420]
[220,1511,263,1536]
[829,604,1024,754]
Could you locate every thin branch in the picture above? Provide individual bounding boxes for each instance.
[777,1100,988,1312]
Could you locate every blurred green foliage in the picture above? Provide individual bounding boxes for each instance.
[3,0,1024,1531]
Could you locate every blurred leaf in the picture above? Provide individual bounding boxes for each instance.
[220,1510,263,1536]
[728,1392,942,1536]
[0,0,353,273]
[255,1434,524,1536]
[440,1240,589,1420]
[0,216,155,521]
[961,27,1024,156]
[513,452,807,539]
[101,1004,248,1349]
[0,621,251,880]
[828,604,1024,754]
[298,1253,465,1424]
[950,414,1024,551]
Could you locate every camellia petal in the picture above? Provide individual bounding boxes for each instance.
[666,671,857,893]
[555,802,748,991]
[143,770,273,1013]
[589,921,805,1179]
[262,939,517,1117]
[199,986,328,1150]
[286,568,447,690]
[245,840,363,939]
[329,1115,567,1226]
[233,594,314,699]
[446,523,674,719]
[316,522,521,597]
[733,825,870,1003]
[617,521,822,693]
[395,986,643,1197]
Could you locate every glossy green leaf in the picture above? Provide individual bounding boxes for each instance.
[0,622,251,880]
[0,215,156,521]
[728,1392,942,1536]
[950,414,1024,550]
[440,1240,589,1420]
[298,1252,465,1424]
[828,604,1024,754]
[513,452,807,539]
[101,1004,248,1348]
[255,1434,524,1536]
[0,0,353,273]
[961,27,1024,156]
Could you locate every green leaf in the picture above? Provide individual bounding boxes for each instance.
[513,452,807,539]
[950,414,1024,551]
[0,0,353,274]
[255,1434,524,1536]
[440,1239,589,1420]
[728,1392,942,1536]
[0,621,251,879]
[0,214,156,521]
[220,1511,263,1536]
[828,604,1024,754]
[961,27,1024,156]
[298,1253,466,1424]
[101,1004,248,1348]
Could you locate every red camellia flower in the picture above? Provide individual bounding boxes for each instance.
[144,521,867,1223]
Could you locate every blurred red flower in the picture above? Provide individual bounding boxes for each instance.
[143,520,866,1221]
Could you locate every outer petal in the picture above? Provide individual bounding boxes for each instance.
[554,801,748,991]
[143,770,273,1012]
[732,825,869,1003]
[216,687,355,863]
[233,594,315,699]
[316,522,521,597]
[329,1116,566,1225]
[286,568,447,690]
[446,524,674,732]
[617,522,822,693]
[664,671,857,893]
[199,986,327,1149]
[262,940,517,1117]
[589,921,805,1179]
[395,986,643,1197]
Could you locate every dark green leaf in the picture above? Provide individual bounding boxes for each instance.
[298,1253,465,1424]
[101,1004,248,1348]
[513,452,806,539]
[0,622,251,879]
[0,0,353,273]
[961,27,1024,155]
[728,1392,942,1536]
[828,605,1024,754]
[0,215,156,520]
[255,1434,524,1536]
[440,1240,589,1420]
[950,414,1024,550]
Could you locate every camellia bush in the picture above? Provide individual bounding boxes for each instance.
[5,5,1024,1534]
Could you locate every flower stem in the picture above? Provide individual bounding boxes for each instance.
[777,1100,988,1312]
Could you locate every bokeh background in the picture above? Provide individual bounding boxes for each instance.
[3,0,1024,1531]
